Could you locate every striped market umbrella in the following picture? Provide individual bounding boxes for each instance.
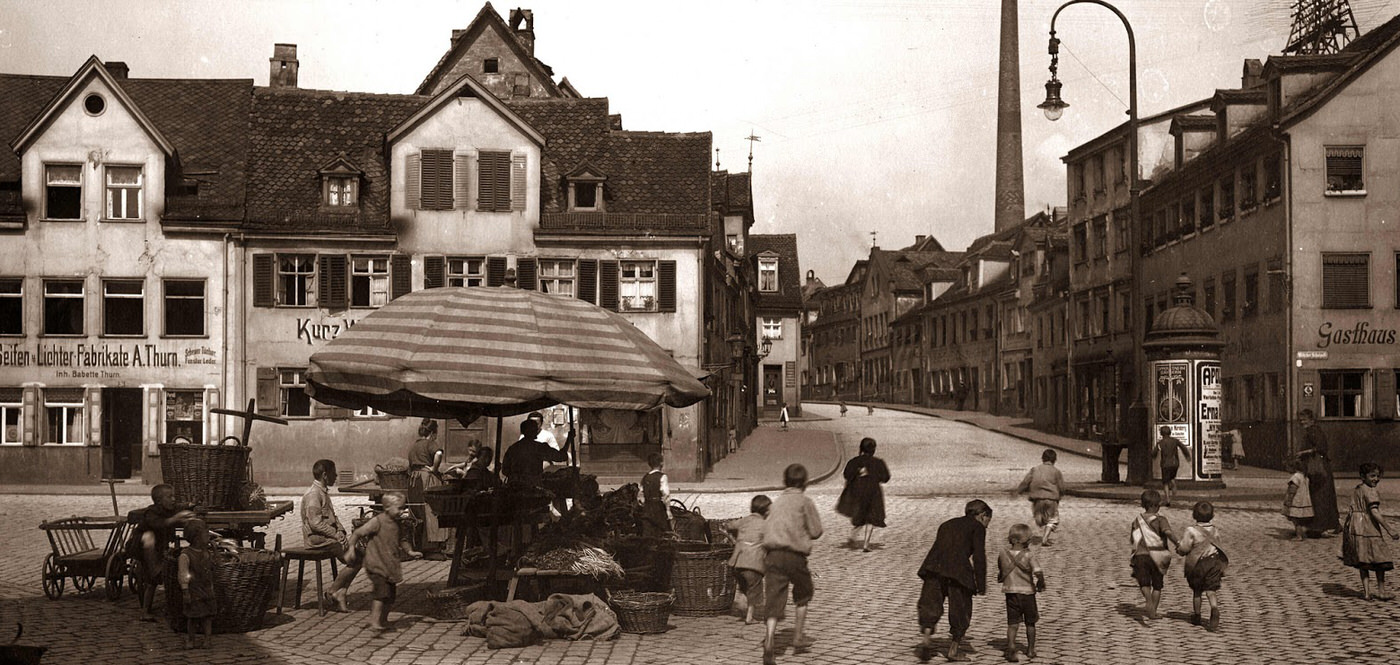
[305,286,710,423]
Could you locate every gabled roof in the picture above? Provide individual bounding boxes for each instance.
[506,98,712,222]
[415,2,562,98]
[1279,11,1400,127]
[1063,97,1213,162]
[750,234,803,312]
[388,72,544,147]
[0,67,252,223]
[245,87,426,234]
[11,56,175,157]
[1170,114,1217,134]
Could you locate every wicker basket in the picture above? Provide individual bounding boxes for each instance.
[427,583,487,620]
[670,501,708,542]
[375,467,413,491]
[159,443,249,511]
[605,536,675,592]
[671,542,735,616]
[610,591,673,634]
[164,549,282,634]
[707,518,737,545]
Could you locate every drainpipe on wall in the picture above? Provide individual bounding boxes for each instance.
[1272,128,1296,458]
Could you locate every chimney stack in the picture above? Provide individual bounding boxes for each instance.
[915,234,927,246]
[1241,59,1264,89]
[993,0,1025,234]
[106,61,129,79]
[509,8,535,56]
[269,44,299,89]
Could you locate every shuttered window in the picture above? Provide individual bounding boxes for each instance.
[391,254,411,300]
[420,149,454,210]
[1322,253,1369,309]
[599,261,619,311]
[253,254,275,307]
[424,255,446,289]
[516,257,537,290]
[511,154,527,211]
[1326,145,1364,192]
[454,153,473,210]
[478,151,512,212]
[657,260,676,312]
[317,254,347,310]
[406,153,421,210]
[577,259,598,304]
[486,256,508,287]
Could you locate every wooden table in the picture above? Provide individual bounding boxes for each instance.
[198,500,293,549]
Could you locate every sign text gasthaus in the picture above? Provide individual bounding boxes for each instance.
[1317,321,1398,348]
[0,342,216,369]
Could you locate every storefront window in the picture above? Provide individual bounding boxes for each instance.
[1320,370,1367,418]
[44,389,84,445]
[0,388,21,445]
[280,368,311,417]
[165,390,205,444]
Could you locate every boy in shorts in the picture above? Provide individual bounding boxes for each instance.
[1015,448,1065,547]
[997,524,1045,662]
[130,484,196,622]
[761,464,823,665]
[1152,426,1187,506]
[347,492,407,631]
[1130,489,1179,621]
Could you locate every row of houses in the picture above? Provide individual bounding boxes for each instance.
[803,12,1400,471]
[0,3,799,485]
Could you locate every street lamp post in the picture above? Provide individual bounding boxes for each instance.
[1041,0,1150,486]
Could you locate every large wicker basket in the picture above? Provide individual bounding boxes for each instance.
[164,549,282,634]
[375,467,413,491]
[670,500,709,542]
[159,443,249,510]
[610,591,673,634]
[671,542,735,616]
[427,582,488,620]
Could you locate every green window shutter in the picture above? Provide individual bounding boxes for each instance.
[486,256,508,287]
[658,260,677,312]
[318,254,347,310]
[478,151,511,212]
[454,152,472,210]
[577,259,598,304]
[85,388,101,446]
[510,153,527,211]
[252,254,275,307]
[406,153,421,210]
[599,260,619,311]
[516,258,537,290]
[391,254,412,300]
[424,255,446,289]
[255,368,279,417]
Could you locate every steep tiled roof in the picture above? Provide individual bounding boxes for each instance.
[750,234,802,312]
[507,98,712,230]
[244,86,427,234]
[415,2,561,97]
[0,73,250,222]
[711,170,752,215]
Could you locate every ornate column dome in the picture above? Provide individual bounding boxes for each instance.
[1144,273,1224,352]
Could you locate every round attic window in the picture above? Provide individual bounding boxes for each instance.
[83,93,106,116]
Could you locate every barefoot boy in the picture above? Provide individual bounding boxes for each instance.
[1130,489,1179,620]
[917,499,993,662]
[346,492,407,631]
[1016,449,1065,547]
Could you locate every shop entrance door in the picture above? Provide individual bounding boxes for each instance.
[102,388,143,479]
[763,365,782,412]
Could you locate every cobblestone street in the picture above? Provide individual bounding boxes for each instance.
[5,404,1400,664]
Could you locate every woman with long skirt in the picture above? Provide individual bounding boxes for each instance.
[1298,409,1341,537]
[836,437,891,551]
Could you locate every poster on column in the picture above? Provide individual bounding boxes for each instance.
[1195,360,1223,478]
[1150,360,1192,478]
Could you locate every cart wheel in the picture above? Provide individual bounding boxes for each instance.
[73,575,96,593]
[126,555,144,599]
[41,554,65,600]
[105,555,126,601]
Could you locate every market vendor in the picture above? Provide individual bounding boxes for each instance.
[503,418,569,488]
[407,418,450,561]
[461,447,502,489]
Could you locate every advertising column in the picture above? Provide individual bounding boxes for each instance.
[1194,359,1222,480]
[1150,359,1191,482]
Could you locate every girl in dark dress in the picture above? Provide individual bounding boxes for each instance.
[1298,410,1341,537]
[837,437,891,551]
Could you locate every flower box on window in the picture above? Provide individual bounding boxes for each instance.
[621,296,655,312]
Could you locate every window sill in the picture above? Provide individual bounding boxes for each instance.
[0,333,25,338]
[1218,215,1234,224]
[1239,207,1257,218]
[317,205,360,214]
[38,334,86,338]
[40,443,87,447]
[41,218,84,223]
[161,334,210,339]
[1320,305,1373,310]
[1263,197,1281,207]
[1325,190,1367,198]
[100,217,145,223]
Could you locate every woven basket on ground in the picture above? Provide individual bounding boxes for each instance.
[158,443,249,511]
[671,542,735,616]
[609,591,673,634]
[604,536,675,592]
[427,582,487,620]
[164,549,282,634]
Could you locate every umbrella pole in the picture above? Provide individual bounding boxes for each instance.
[494,417,503,478]
[569,406,578,469]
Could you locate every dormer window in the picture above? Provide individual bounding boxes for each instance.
[758,257,779,292]
[566,164,606,212]
[484,58,499,74]
[318,154,363,210]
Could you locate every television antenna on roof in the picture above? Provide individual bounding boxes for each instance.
[1283,0,1359,55]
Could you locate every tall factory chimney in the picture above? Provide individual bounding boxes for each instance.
[994,0,1025,233]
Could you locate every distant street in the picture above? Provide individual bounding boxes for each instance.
[4,404,1400,664]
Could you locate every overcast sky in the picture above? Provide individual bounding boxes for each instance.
[3,0,1397,284]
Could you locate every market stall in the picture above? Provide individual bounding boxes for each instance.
[305,287,710,600]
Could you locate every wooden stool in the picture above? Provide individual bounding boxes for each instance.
[278,547,340,616]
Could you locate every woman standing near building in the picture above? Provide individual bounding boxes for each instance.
[407,419,450,560]
[1298,410,1341,537]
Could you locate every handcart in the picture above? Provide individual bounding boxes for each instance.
[38,514,137,601]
